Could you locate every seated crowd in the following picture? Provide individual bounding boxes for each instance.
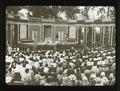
[5,45,115,86]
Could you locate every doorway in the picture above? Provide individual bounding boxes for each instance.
[44,26,52,44]
[58,31,64,43]
[13,24,18,47]
[87,27,92,46]
[32,30,38,43]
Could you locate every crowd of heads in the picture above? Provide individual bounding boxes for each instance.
[6,45,115,86]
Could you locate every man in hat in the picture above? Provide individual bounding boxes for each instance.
[95,77,103,86]
[100,72,109,85]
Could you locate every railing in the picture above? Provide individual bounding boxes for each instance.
[28,17,116,23]
[29,17,68,22]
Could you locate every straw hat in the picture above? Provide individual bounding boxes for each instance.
[90,74,96,79]
[100,72,105,77]
[6,76,12,83]
[82,76,88,81]
[95,77,101,84]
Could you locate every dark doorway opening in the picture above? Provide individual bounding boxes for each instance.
[95,27,101,46]
[13,24,18,47]
[78,27,83,46]
[6,24,11,44]
[87,27,92,47]
[104,26,109,46]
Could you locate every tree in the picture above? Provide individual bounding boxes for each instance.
[62,6,78,19]
[84,6,90,19]
[29,6,79,19]
[107,6,110,18]
[6,6,115,20]
[6,6,21,15]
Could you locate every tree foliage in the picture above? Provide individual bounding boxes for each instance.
[6,6,115,20]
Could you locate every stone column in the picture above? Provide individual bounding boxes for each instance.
[17,24,19,43]
[113,26,115,46]
[41,25,44,43]
[36,25,39,43]
[84,26,87,45]
[85,26,87,45]
[92,26,94,45]
[110,26,113,46]
[100,26,102,45]
[102,26,105,45]
[18,24,20,42]
[12,24,14,41]
[65,25,68,45]
[51,25,54,43]
[75,26,78,44]
[39,25,41,43]
[10,24,13,47]
[108,26,111,46]
[83,27,85,45]
[94,26,96,45]
[113,26,116,46]
[6,23,8,42]
[53,25,56,44]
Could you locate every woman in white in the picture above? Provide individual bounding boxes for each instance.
[95,77,103,86]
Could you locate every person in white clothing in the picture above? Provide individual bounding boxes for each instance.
[34,71,41,85]
[21,68,32,85]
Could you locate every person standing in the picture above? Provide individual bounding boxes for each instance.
[34,71,41,85]
[21,68,32,85]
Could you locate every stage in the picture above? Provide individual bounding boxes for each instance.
[17,42,81,50]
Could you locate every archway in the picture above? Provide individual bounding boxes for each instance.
[104,26,109,46]
[13,24,18,47]
[113,27,115,46]
[95,26,101,46]
[87,26,92,47]
[78,27,84,45]
[6,24,11,44]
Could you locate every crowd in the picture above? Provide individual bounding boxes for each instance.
[5,45,115,86]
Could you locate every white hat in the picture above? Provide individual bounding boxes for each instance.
[6,77,12,83]
[82,76,88,81]
[100,72,105,77]
[90,74,96,79]
[63,76,68,81]
[70,56,73,59]
[109,73,114,79]
[103,53,106,56]
[83,56,86,58]
[95,77,101,83]
[85,70,91,74]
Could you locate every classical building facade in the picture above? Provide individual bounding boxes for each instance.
[6,14,115,49]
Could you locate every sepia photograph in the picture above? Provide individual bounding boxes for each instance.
[5,6,116,86]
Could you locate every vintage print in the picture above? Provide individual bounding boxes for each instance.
[5,6,115,86]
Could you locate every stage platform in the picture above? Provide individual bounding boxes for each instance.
[17,42,81,50]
